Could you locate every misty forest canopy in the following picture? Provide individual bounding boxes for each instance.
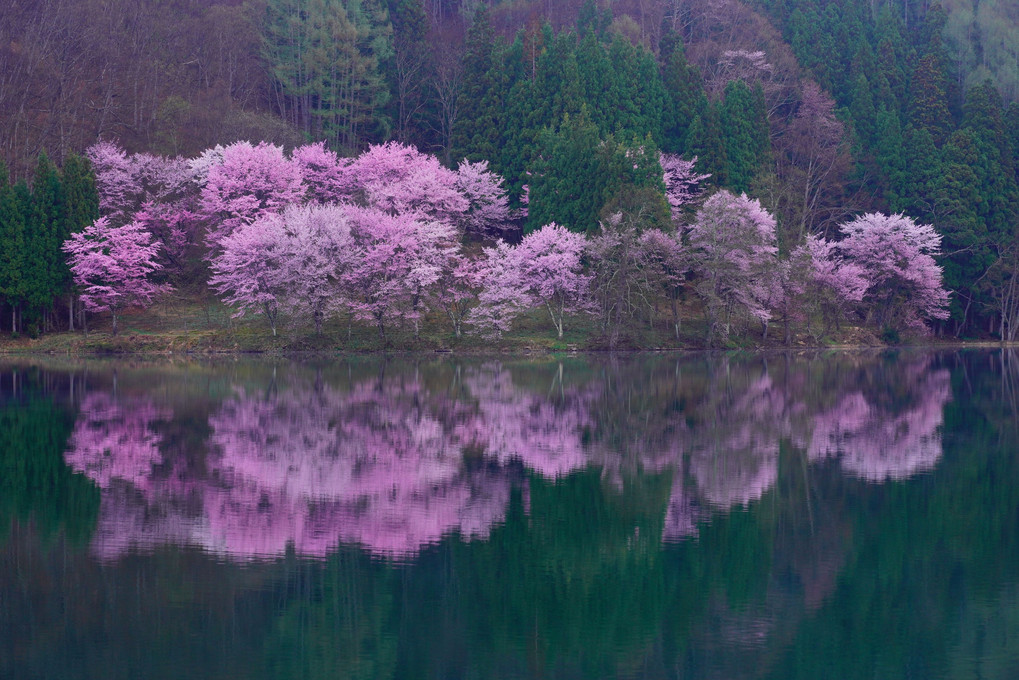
[1,0,1018,341]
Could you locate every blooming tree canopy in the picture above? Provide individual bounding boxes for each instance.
[200,141,305,244]
[688,191,779,344]
[837,213,950,331]
[660,152,709,222]
[63,217,167,335]
[473,223,592,339]
[455,159,513,235]
[343,142,468,223]
[341,206,459,340]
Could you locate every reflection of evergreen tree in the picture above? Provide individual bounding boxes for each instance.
[0,370,97,544]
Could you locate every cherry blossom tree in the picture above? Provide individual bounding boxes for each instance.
[660,152,710,223]
[688,191,779,344]
[434,252,483,338]
[87,142,204,279]
[342,141,468,223]
[467,241,532,337]
[86,141,144,220]
[640,229,688,338]
[63,218,168,335]
[87,141,199,221]
[587,215,659,340]
[209,203,354,336]
[341,206,459,340]
[514,223,594,339]
[455,159,513,235]
[200,141,305,244]
[787,235,870,341]
[278,204,354,334]
[292,142,351,205]
[471,224,593,339]
[208,212,289,336]
[837,213,951,332]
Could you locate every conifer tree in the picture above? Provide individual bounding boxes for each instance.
[686,97,728,185]
[659,26,703,154]
[720,81,770,193]
[0,163,26,333]
[58,153,99,330]
[26,152,65,325]
[451,4,499,164]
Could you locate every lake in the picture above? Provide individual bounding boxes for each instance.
[2,350,1018,679]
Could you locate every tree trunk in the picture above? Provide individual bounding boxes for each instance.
[112,311,119,336]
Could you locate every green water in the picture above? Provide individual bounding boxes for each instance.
[2,350,1018,679]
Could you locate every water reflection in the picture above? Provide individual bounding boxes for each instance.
[7,351,1019,680]
[55,352,954,561]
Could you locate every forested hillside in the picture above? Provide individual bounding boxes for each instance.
[1,0,1018,344]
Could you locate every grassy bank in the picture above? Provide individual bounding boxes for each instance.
[0,296,894,355]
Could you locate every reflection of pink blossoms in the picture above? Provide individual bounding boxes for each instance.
[461,363,593,478]
[808,367,951,481]
[64,392,168,490]
[201,378,508,559]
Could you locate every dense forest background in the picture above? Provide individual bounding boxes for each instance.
[2,0,1019,338]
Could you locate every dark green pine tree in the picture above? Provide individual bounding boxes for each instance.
[59,152,98,332]
[848,72,877,146]
[872,105,905,205]
[498,35,541,196]
[450,4,500,164]
[686,95,728,185]
[603,36,664,145]
[907,53,954,146]
[896,125,942,216]
[720,80,770,193]
[0,163,26,333]
[26,152,65,327]
[937,128,994,331]
[1006,102,1019,180]
[576,31,612,131]
[874,15,908,109]
[530,30,585,138]
[527,111,665,235]
[961,80,1019,242]
[575,0,610,40]
[527,111,606,233]
[659,24,704,154]
[385,0,430,146]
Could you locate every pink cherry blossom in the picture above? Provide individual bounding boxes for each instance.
[63,217,169,335]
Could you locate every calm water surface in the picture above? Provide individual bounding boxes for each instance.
[2,350,1018,679]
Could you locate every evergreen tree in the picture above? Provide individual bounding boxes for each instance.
[262,0,392,150]
[451,4,500,163]
[26,152,65,324]
[907,53,953,146]
[0,163,26,332]
[385,0,430,145]
[720,80,770,193]
[848,72,877,145]
[527,112,665,235]
[873,105,905,204]
[59,152,99,331]
[686,96,728,185]
[659,25,703,154]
